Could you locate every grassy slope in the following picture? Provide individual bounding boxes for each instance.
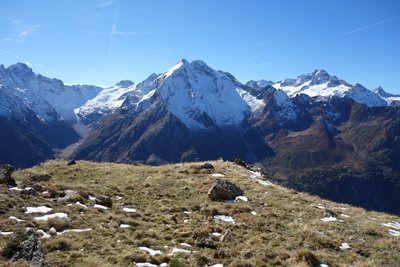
[0,160,399,267]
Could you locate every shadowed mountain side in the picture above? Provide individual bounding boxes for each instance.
[0,117,54,168]
[0,114,79,168]
[73,98,272,164]
[262,101,400,214]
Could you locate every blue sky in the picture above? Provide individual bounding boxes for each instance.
[1,0,399,93]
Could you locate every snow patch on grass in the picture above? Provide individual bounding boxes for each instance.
[321,217,337,222]
[25,206,52,214]
[214,215,235,224]
[139,247,163,256]
[34,212,68,221]
[381,221,400,230]
[339,243,350,250]
[0,231,14,235]
[168,247,191,256]
[122,207,137,213]
[235,196,248,202]
[94,204,108,210]
[76,202,88,209]
[57,229,92,235]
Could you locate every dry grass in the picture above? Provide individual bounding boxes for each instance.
[0,159,399,266]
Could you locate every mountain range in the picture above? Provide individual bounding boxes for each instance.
[1,59,399,214]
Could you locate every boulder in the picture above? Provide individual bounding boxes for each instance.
[234,158,249,169]
[30,174,51,182]
[32,184,44,192]
[67,160,76,166]
[20,188,36,195]
[208,179,244,201]
[10,229,47,267]
[198,163,214,170]
[95,195,113,208]
[0,164,16,186]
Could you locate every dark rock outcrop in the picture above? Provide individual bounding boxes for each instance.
[198,163,214,170]
[66,160,76,166]
[10,229,47,267]
[20,188,36,195]
[0,164,16,186]
[234,158,249,169]
[208,179,244,201]
[32,184,44,192]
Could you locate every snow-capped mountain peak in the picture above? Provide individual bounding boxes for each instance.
[164,58,191,78]
[273,69,386,107]
[373,86,397,98]
[140,59,258,129]
[0,62,103,122]
[373,86,400,106]
[75,80,136,123]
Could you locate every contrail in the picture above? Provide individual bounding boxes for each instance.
[342,17,397,36]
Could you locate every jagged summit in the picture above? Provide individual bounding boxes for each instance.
[245,79,274,89]
[7,62,34,74]
[0,62,102,122]
[280,69,338,87]
[273,69,386,107]
[163,58,191,77]
[373,86,399,98]
[163,59,218,80]
[373,86,400,106]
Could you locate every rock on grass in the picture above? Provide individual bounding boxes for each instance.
[208,179,243,201]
